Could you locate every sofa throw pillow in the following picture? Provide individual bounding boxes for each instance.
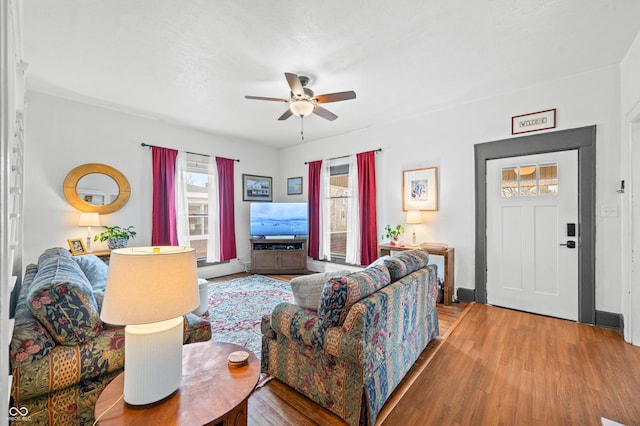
[27,248,103,345]
[72,254,108,292]
[383,249,429,282]
[290,270,351,310]
[318,264,391,328]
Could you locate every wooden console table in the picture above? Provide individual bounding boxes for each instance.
[250,238,307,274]
[379,244,455,306]
[94,341,260,425]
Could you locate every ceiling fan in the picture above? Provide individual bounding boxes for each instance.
[245,72,356,122]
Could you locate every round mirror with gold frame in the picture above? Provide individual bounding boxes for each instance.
[63,163,131,214]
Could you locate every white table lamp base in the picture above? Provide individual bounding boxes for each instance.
[124,316,184,405]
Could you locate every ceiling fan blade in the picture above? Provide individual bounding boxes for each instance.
[278,109,293,121]
[285,73,304,97]
[313,91,356,104]
[245,96,289,102]
[312,105,338,121]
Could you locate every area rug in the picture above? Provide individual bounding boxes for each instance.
[204,275,294,364]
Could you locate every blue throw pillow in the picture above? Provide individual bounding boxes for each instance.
[72,254,108,292]
[28,249,102,345]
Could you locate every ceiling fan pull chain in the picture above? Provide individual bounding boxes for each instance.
[301,116,305,141]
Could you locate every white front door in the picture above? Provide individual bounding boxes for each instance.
[486,150,578,321]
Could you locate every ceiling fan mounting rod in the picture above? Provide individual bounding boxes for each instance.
[298,75,310,87]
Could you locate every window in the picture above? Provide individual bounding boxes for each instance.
[185,154,211,259]
[501,163,558,198]
[329,164,350,259]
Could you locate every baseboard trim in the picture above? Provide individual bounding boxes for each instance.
[595,310,624,335]
[457,288,475,302]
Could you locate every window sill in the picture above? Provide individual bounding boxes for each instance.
[196,259,230,268]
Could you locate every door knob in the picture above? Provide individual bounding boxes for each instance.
[560,241,576,248]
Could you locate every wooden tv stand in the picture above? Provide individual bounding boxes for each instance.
[250,238,307,274]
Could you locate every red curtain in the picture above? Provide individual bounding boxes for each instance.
[216,157,237,261]
[307,160,322,258]
[151,146,179,245]
[357,151,378,264]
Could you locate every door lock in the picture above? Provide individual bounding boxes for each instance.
[560,241,576,249]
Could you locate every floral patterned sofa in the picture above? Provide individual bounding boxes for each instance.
[9,247,212,425]
[261,249,439,426]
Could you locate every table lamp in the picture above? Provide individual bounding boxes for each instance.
[78,212,100,252]
[406,210,422,246]
[101,246,199,405]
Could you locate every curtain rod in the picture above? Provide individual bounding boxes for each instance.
[304,148,382,165]
[140,142,240,162]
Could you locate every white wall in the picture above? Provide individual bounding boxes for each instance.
[23,91,280,277]
[279,65,624,313]
[23,63,628,314]
[621,31,640,343]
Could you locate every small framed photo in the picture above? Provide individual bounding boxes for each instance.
[403,167,438,211]
[242,174,272,202]
[287,177,303,195]
[512,108,556,135]
[68,238,87,255]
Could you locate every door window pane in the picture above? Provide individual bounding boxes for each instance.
[539,163,558,195]
[519,165,537,196]
[501,167,518,197]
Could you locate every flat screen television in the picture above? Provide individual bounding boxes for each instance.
[250,202,308,237]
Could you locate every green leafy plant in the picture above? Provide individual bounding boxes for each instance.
[382,224,405,240]
[94,225,137,242]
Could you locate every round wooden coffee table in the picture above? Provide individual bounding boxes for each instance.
[94,341,260,425]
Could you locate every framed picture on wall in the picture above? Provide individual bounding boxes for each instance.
[242,174,273,201]
[287,177,303,195]
[67,238,87,255]
[403,167,438,211]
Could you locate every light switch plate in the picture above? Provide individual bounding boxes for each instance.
[601,204,618,217]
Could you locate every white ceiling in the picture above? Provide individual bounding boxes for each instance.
[22,0,640,148]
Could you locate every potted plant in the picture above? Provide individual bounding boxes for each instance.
[94,225,137,250]
[383,224,405,246]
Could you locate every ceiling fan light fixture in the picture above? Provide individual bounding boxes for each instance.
[289,100,314,117]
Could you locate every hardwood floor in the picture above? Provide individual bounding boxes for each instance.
[380,303,640,425]
[215,273,640,425]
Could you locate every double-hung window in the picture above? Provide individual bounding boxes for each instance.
[184,154,211,260]
[329,163,350,260]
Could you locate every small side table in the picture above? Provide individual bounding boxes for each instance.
[379,244,455,306]
[94,341,260,425]
[90,250,112,262]
[71,249,111,262]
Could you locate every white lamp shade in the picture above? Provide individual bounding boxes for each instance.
[101,246,199,325]
[289,100,314,117]
[406,210,422,224]
[78,212,100,227]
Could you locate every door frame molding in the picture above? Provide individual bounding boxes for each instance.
[475,126,596,324]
